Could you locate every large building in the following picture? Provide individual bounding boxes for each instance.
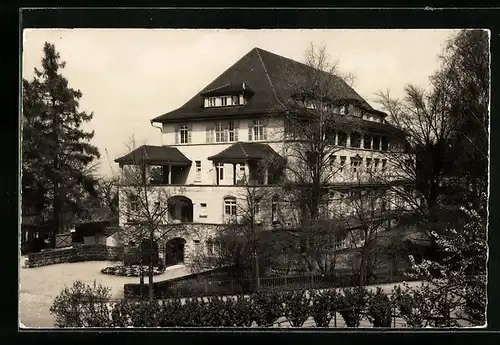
[115,47,411,266]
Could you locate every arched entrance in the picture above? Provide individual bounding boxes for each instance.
[167,196,194,223]
[165,237,186,266]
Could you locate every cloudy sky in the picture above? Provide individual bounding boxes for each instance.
[22,29,458,176]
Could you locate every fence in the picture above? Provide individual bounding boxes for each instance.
[55,232,72,248]
[149,267,412,299]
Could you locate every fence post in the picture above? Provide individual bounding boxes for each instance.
[393,305,396,328]
[284,275,287,289]
[230,277,234,294]
[204,278,208,294]
[311,273,314,287]
[334,312,337,327]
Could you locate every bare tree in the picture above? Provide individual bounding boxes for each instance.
[330,166,397,287]
[95,175,119,221]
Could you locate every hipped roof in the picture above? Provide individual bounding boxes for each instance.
[152,47,377,124]
[115,145,191,166]
[208,142,282,163]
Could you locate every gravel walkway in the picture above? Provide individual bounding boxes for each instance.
[19,256,189,328]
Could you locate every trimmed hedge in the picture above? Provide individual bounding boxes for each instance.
[52,281,405,328]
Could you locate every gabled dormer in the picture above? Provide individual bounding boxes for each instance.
[201,82,254,108]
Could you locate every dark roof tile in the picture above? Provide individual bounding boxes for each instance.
[208,142,281,162]
[115,145,191,165]
[151,47,378,123]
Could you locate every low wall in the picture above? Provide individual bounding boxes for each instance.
[25,245,124,268]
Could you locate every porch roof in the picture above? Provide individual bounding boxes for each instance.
[208,142,282,163]
[115,145,191,166]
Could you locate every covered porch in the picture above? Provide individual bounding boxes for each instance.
[115,145,192,185]
[208,142,284,186]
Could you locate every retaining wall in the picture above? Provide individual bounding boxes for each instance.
[25,245,124,268]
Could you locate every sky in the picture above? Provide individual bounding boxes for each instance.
[22,29,459,177]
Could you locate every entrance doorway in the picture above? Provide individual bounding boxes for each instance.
[165,237,186,266]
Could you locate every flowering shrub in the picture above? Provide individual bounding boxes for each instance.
[101,265,165,277]
[310,289,339,327]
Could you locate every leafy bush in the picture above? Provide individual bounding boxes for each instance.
[337,287,367,327]
[110,299,130,327]
[310,289,339,327]
[283,290,310,327]
[251,291,284,327]
[157,298,183,327]
[366,288,392,327]
[391,284,431,327]
[206,296,233,327]
[127,299,161,327]
[180,298,207,327]
[231,295,254,327]
[50,280,111,328]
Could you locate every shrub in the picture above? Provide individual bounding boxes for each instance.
[310,289,338,327]
[251,291,284,327]
[337,287,367,327]
[206,296,233,327]
[128,299,161,327]
[231,295,254,327]
[366,287,393,327]
[283,290,310,327]
[180,298,208,327]
[101,265,165,277]
[157,297,183,327]
[391,284,432,327]
[110,300,130,327]
[50,280,111,328]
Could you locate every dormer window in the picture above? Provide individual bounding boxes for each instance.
[232,95,240,105]
[208,97,216,107]
[340,105,348,115]
[221,96,228,106]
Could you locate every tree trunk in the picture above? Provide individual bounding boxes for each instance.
[359,248,369,288]
[148,232,155,300]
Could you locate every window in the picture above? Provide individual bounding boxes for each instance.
[351,158,361,173]
[271,195,279,223]
[364,135,372,149]
[215,122,225,142]
[224,197,237,222]
[217,163,224,180]
[350,132,362,148]
[232,95,240,106]
[128,194,139,217]
[381,136,389,151]
[381,159,387,171]
[195,161,202,181]
[176,124,191,144]
[329,155,337,172]
[337,131,347,147]
[366,158,372,171]
[340,105,348,115]
[374,158,380,171]
[239,164,246,179]
[208,97,216,107]
[221,96,228,106]
[372,135,381,151]
[199,203,207,218]
[228,121,236,142]
[339,156,346,172]
[249,119,267,141]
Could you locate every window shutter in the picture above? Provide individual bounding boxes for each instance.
[188,124,192,143]
[248,121,253,141]
[263,118,268,140]
[174,125,179,144]
[234,120,239,141]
